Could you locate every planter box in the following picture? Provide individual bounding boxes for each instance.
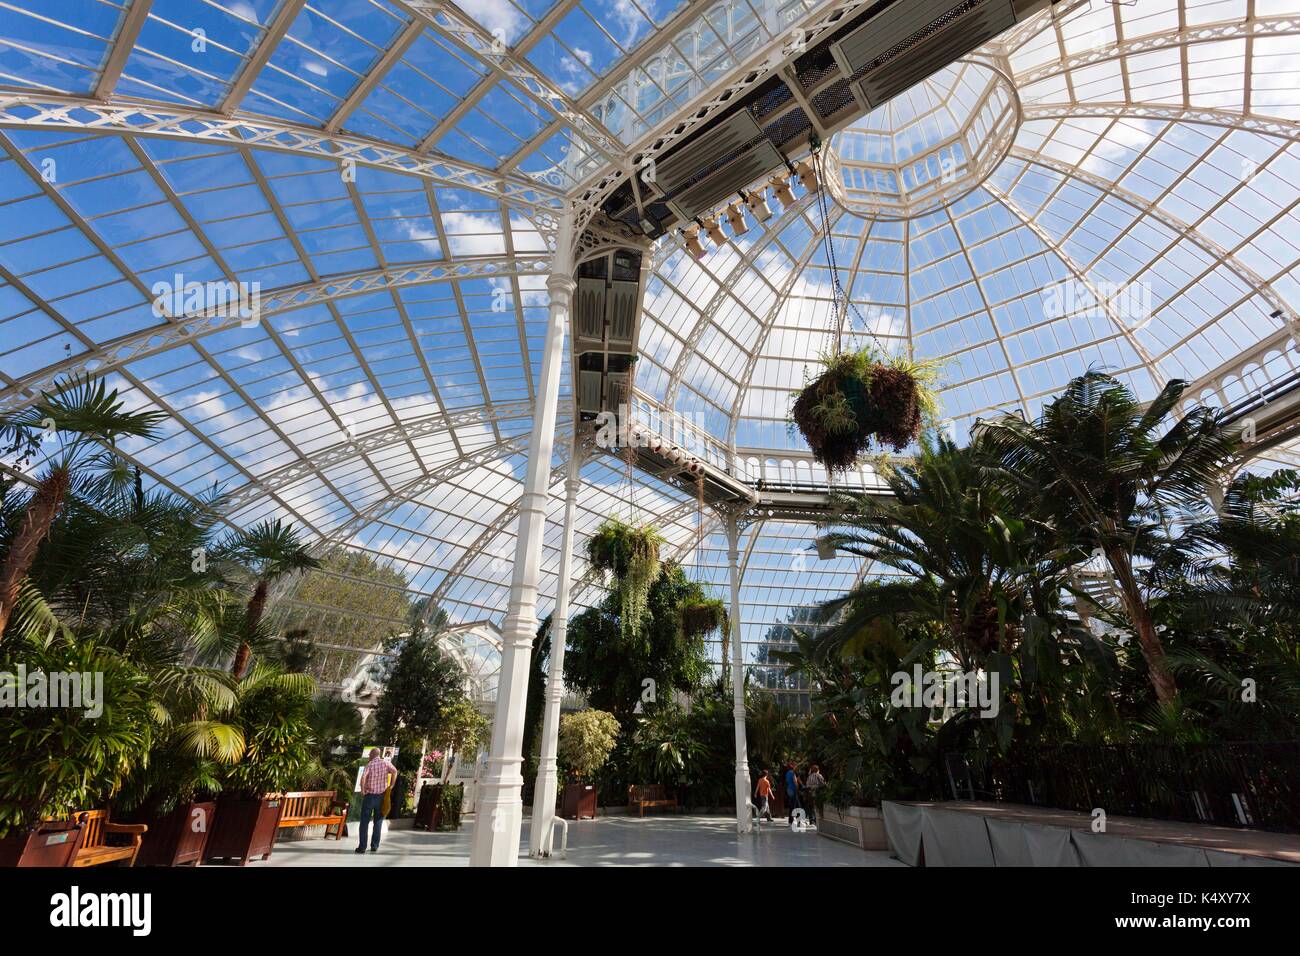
[128,802,217,867]
[204,797,282,865]
[818,804,888,851]
[561,783,597,820]
[0,820,85,867]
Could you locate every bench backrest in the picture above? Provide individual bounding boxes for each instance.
[628,784,667,802]
[280,791,337,819]
[75,810,109,849]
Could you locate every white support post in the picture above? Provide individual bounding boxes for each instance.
[529,435,584,857]
[469,209,575,867]
[726,515,753,834]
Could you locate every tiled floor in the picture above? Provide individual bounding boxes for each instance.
[258,814,903,867]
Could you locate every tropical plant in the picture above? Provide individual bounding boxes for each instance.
[0,376,165,640]
[219,519,320,680]
[564,562,712,725]
[0,622,158,836]
[680,598,728,640]
[980,372,1237,705]
[557,709,621,780]
[218,664,319,798]
[585,518,664,639]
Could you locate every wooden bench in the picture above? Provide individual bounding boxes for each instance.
[628,784,679,817]
[71,810,146,867]
[276,791,349,840]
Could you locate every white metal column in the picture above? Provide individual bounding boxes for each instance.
[529,435,584,857]
[726,514,753,833]
[469,210,575,867]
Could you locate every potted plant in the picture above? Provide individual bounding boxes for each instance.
[586,519,664,639]
[0,626,156,866]
[790,349,939,472]
[557,710,620,819]
[204,666,317,865]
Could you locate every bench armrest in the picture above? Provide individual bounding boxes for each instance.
[105,822,148,836]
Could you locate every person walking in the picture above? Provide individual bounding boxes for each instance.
[804,764,825,824]
[755,770,774,822]
[784,762,802,824]
[356,747,398,854]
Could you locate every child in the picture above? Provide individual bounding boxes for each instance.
[755,770,774,822]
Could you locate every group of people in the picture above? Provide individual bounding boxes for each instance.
[754,763,824,825]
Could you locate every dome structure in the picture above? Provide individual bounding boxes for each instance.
[1,0,1299,706]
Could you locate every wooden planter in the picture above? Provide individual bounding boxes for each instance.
[204,796,282,865]
[0,820,85,867]
[413,784,444,831]
[561,783,597,820]
[129,802,217,867]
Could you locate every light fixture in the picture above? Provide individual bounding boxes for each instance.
[770,173,797,209]
[701,214,727,246]
[744,188,773,223]
[725,199,749,237]
[682,225,707,260]
[794,156,819,192]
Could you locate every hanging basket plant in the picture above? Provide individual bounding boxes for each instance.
[586,518,665,639]
[679,598,728,640]
[790,349,939,472]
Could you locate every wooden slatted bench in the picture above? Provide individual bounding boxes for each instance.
[628,784,678,817]
[71,810,146,867]
[276,791,349,840]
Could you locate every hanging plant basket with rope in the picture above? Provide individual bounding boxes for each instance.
[586,518,665,638]
[679,598,728,640]
[790,349,939,472]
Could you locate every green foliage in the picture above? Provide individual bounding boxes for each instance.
[371,635,463,746]
[680,598,728,639]
[790,348,941,471]
[436,782,464,831]
[0,636,157,836]
[217,665,319,799]
[557,710,620,780]
[585,519,664,639]
[564,562,712,724]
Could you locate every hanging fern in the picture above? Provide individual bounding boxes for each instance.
[586,518,664,639]
[679,598,728,640]
[790,348,942,471]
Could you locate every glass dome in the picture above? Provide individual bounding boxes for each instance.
[1,0,1299,700]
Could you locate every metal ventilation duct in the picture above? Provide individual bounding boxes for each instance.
[833,0,1019,108]
[651,110,765,195]
[666,140,784,222]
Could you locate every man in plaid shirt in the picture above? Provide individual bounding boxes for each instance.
[356,748,399,854]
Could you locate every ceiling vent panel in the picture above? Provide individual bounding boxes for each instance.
[605,373,629,409]
[833,0,1018,108]
[652,110,765,195]
[666,140,784,221]
[575,277,606,343]
[607,280,639,345]
[578,370,604,412]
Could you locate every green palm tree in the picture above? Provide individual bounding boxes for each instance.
[980,372,1237,704]
[0,376,164,641]
[220,519,320,679]
[820,434,1070,669]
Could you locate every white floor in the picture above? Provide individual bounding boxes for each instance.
[257,814,903,867]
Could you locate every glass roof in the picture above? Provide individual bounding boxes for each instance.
[2,0,1300,699]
